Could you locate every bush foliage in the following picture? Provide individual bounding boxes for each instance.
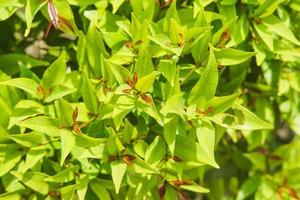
[0,0,300,199]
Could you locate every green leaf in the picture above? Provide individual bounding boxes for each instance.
[163,116,179,156]
[196,120,218,167]
[44,84,77,103]
[0,53,48,75]
[75,134,106,148]
[188,47,218,107]
[76,174,89,200]
[25,0,47,36]
[159,59,177,86]
[130,0,155,21]
[20,147,47,172]
[180,184,209,193]
[90,179,112,200]
[8,100,43,128]
[0,0,24,8]
[106,132,125,155]
[11,171,49,195]
[60,184,77,200]
[55,99,74,126]
[82,73,99,113]
[131,157,159,174]
[135,47,154,77]
[0,191,22,200]
[111,161,127,194]
[135,71,159,94]
[87,23,109,74]
[214,48,255,66]
[0,7,17,21]
[175,135,219,168]
[148,34,182,56]
[210,104,273,130]
[67,0,101,6]
[254,0,283,18]
[41,53,67,88]
[8,132,45,148]
[262,15,300,45]
[161,95,185,116]
[145,136,166,167]
[17,116,63,137]
[44,167,76,183]
[0,78,40,98]
[236,176,261,200]
[208,93,241,115]
[60,131,75,166]
[0,144,22,176]
[253,22,273,51]
[110,0,126,14]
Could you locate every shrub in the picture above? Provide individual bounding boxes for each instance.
[0,0,299,199]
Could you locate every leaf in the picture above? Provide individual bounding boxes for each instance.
[106,131,125,155]
[87,23,109,75]
[210,104,273,130]
[254,0,283,18]
[145,136,166,167]
[75,134,106,148]
[208,93,241,115]
[17,116,63,137]
[20,147,47,172]
[161,95,185,116]
[262,15,300,45]
[130,0,155,21]
[67,0,101,6]
[236,176,261,200]
[0,78,40,98]
[0,144,22,176]
[159,59,177,86]
[10,171,49,195]
[214,48,255,66]
[25,0,47,36]
[0,7,17,21]
[110,0,126,14]
[60,131,75,166]
[211,17,237,45]
[55,98,73,126]
[196,120,217,168]
[0,53,49,75]
[44,84,77,102]
[135,47,154,77]
[135,71,159,94]
[8,132,45,148]
[0,191,22,200]
[76,174,89,200]
[44,167,76,183]
[131,157,159,174]
[41,53,67,88]
[8,100,43,128]
[226,14,249,47]
[188,47,218,107]
[175,135,219,168]
[111,161,127,194]
[253,23,273,51]
[148,34,182,56]
[180,184,209,193]
[82,73,99,113]
[90,179,112,200]
[163,116,179,156]
[60,185,76,200]
[0,0,24,8]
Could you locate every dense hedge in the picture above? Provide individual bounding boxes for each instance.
[0,0,300,199]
